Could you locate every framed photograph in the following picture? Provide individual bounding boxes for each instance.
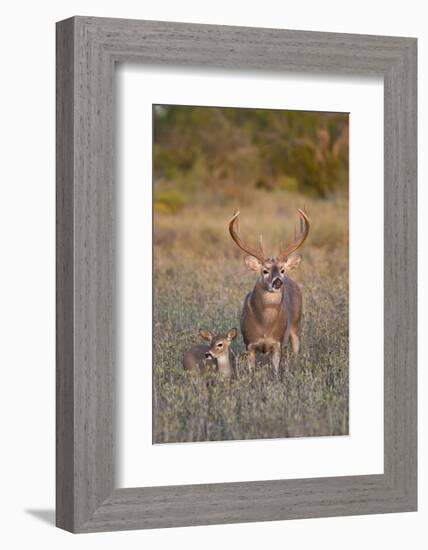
[56,16,417,532]
[151,104,350,445]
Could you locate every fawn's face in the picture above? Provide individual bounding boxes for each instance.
[199,328,238,359]
[244,255,302,293]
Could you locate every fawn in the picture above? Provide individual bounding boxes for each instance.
[183,328,237,378]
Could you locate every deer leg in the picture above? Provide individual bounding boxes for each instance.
[271,342,281,379]
[290,331,300,354]
[247,344,257,374]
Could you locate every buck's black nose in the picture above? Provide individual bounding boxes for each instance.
[272,277,283,289]
[205,352,212,359]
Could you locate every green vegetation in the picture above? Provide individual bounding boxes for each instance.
[154,189,185,214]
[154,105,348,202]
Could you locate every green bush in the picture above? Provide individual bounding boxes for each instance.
[277,175,299,193]
[154,190,185,214]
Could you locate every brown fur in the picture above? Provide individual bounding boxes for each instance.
[240,258,302,376]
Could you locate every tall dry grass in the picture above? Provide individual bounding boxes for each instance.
[153,190,348,443]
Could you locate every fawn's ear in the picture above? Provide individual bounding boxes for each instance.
[227,328,238,341]
[199,329,213,342]
[244,255,262,272]
[283,254,301,272]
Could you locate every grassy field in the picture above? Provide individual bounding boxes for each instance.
[153,190,349,443]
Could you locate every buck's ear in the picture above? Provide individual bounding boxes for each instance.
[244,255,262,272]
[199,329,213,342]
[227,328,238,341]
[283,254,301,271]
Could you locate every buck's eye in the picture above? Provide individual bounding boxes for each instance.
[263,269,269,275]
[217,343,223,348]
[280,269,285,275]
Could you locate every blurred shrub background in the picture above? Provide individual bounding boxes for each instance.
[153,105,348,213]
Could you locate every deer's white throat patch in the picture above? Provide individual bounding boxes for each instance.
[261,289,283,305]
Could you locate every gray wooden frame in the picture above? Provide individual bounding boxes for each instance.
[56,16,417,533]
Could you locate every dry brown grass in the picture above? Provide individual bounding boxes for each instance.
[153,190,349,443]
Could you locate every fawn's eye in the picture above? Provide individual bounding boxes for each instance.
[263,269,269,275]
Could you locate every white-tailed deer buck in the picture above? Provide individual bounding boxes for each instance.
[183,328,237,378]
[229,208,310,377]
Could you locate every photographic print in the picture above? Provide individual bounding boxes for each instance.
[152,104,349,444]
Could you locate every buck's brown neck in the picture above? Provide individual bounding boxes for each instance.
[253,281,283,304]
[249,281,284,326]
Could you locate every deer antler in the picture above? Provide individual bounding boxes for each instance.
[277,209,310,262]
[229,210,266,262]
